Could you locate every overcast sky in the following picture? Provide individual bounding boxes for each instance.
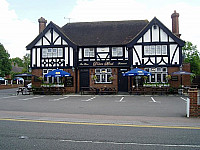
[1,0,200,58]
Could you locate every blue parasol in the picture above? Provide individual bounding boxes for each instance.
[123,68,151,76]
[44,69,71,77]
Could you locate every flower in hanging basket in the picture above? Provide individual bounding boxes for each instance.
[109,76,114,81]
[92,75,97,81]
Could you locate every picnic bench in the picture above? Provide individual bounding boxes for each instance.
[99,87,117,95]
[16,87,32,95]
[81,87,97,95]
[129,87,145,95]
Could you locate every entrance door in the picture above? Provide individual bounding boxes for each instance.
[118,69,128,92]
[80,69,89,88]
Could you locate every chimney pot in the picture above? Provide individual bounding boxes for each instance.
[38,17,47,34]
[171,10,181,37]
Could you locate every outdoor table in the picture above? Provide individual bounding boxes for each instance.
[16,87,30,95]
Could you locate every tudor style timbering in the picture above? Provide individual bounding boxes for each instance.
[131,19,183,68]
[27,22,75,69]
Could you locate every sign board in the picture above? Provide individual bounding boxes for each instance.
[65,76,73,87]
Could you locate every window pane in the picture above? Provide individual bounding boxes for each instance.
[157,74,161,82]
[151,74,155,82]
[150,46,155,55]
[96,75,100,82]
[156,45,161,55]
[58,48,63,57]
[144,46,149,55]
[42,48,47,58]
[163,74,167,82]
[112,47,122,57]
[162,45,167,55]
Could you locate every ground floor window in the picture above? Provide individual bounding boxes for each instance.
[95,68,112,83]
[144,67,168,83]
[43,69,62,84]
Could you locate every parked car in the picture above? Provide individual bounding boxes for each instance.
[27,83,32,89]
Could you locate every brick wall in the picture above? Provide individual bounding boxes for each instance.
[32,69,43,87]
[168,63,191,88]
[189,88,200,117]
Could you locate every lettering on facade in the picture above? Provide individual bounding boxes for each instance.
[118,62,127,65]
[80,62,89,66]
[93,62,114,66]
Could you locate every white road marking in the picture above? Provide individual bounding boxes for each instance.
[0,96,18,99]
[150,97,156,103]
[60,139,200,148]
[19,96,44,101]
[50,96,69,101]
[180,97,187,102]
[82,96,96,102]
[116,96,125,102]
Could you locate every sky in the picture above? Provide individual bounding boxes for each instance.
[0,0,200,58]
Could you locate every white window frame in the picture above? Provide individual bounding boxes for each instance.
[144,45,168,56]
[95,68,112,83]
[112,47,123,57]
[84,48,95,57]
[145,67,168,83]
[42,48,63,58]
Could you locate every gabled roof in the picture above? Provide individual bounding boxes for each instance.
[127,17,185,47]
[61,20,149,46]
[26,22,76,50]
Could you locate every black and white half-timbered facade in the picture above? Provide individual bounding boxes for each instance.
[27,11,188,93]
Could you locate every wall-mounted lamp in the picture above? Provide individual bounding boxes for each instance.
[72,67,75,72]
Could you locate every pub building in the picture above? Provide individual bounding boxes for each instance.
[26,11,191,94]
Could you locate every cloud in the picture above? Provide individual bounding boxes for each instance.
[69,0,200,49]
[0,0,38,58]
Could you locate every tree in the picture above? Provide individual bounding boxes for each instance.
[0,44,12,77]
[182,41,200,75]
[22,54,30,73]
[11,57,24,67]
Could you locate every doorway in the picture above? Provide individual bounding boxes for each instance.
[80,69,89,88]
[118,69,128,92]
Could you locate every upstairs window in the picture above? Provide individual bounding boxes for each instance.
[42,48,63,58]
[84,48,95,57]
[144,45,168,56]
[112,47,123,57]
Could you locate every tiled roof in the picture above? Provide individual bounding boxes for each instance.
[61,20,149,46]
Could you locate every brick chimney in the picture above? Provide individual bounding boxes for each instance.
[38,17,47,34]
[171,10,181,37]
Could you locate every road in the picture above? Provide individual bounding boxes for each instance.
[0,88,200,149]
[1,119,200,150]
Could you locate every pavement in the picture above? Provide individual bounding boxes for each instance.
[0,88,200,128]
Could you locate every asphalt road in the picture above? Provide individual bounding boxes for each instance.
[0,88,200,149]
[1,119,200,150]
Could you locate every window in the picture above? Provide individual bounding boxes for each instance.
[95,68,112,83]
[145,67,168,83]
[42,48,63,58]
[84,48,94,57]
[112,47,123,57]
[144,45,167,55]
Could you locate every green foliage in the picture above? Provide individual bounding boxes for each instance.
[11,57,24,67]
[182,41,200,75]
[0,44,12,76]
[11,54,30,73]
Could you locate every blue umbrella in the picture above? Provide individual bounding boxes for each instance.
[123,68,151,76]
[44,69,71,77]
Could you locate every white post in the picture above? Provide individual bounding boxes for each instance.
[186,98,190,118]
